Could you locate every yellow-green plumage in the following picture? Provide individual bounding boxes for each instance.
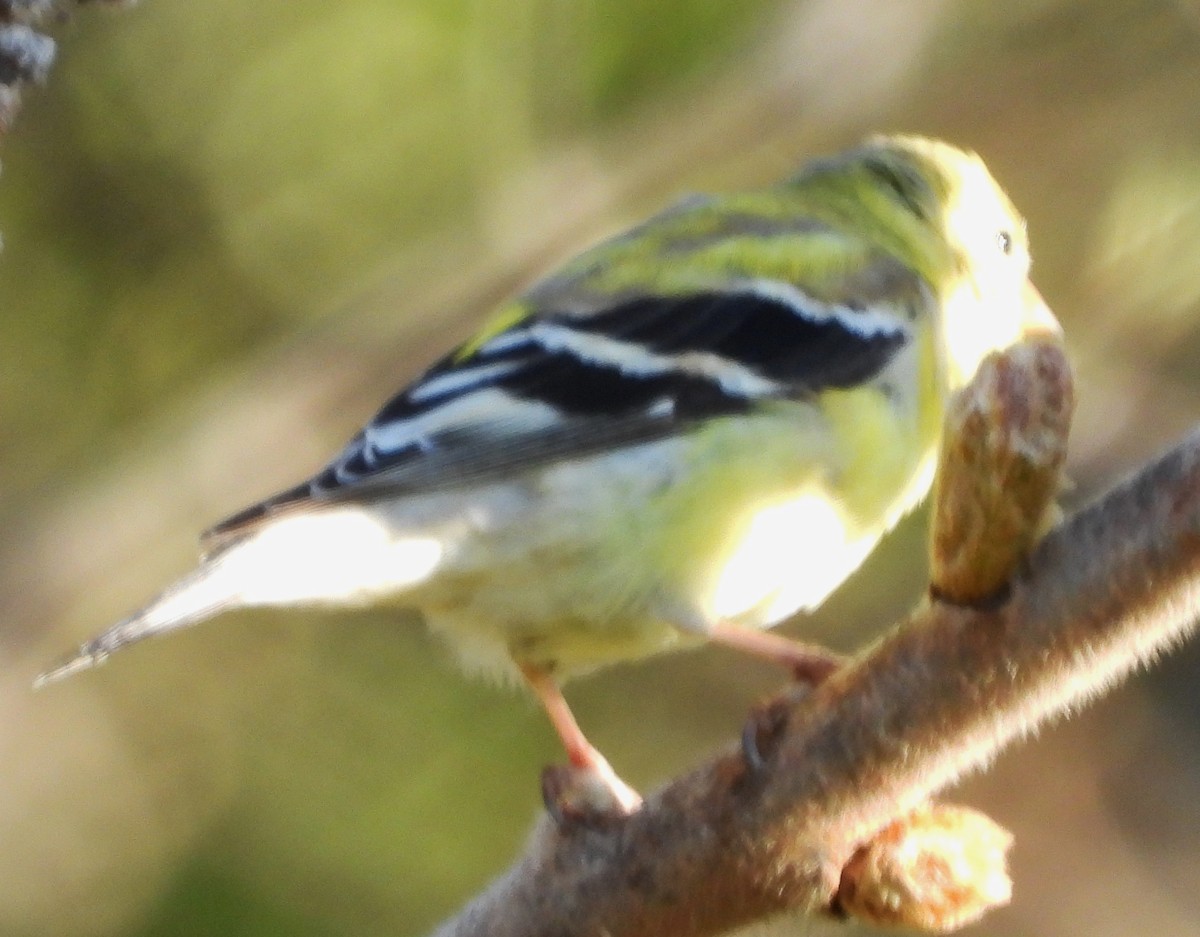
[413,138,1048,680]
[39,135,1059,707]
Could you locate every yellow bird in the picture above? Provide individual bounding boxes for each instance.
[39,136,1060,815]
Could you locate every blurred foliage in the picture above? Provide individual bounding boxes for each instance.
[0,0,776,511]
[3,2,1200,937]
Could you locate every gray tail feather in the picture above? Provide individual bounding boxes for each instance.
[34,563,236,688]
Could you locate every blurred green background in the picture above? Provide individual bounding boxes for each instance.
[3,1,1200,935]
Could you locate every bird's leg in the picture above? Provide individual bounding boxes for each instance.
[707,622,846,771]
[520,663,643,825]
[707,621,845,683]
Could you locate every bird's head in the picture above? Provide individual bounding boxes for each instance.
[797,135,1061,391]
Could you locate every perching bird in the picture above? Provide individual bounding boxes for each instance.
[38,135,1060,815]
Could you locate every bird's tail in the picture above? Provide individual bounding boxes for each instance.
[34,503,450,688]
[34,560,238,688]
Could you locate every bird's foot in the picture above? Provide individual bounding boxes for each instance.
[541,752,643,829]
[520,662,643,828]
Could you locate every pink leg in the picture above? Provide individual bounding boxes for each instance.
[521,664,643,820]
[707,624,846,771]
[708,622,844,684]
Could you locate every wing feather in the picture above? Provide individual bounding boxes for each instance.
[205,240,920,545]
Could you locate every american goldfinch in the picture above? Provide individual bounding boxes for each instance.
[39,135,1059,814]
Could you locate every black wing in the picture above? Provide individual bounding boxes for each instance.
[206,285,910,540]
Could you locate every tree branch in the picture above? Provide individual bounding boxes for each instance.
[432,370,1200,935]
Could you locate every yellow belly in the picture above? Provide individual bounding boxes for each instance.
[645,390,936,630]
[419,385,938,681]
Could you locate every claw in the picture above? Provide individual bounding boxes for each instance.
[741,695,794,771]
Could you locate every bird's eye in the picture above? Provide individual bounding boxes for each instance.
[996,229,1014,255]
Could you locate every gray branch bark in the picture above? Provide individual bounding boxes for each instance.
[432,425,1200,937]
